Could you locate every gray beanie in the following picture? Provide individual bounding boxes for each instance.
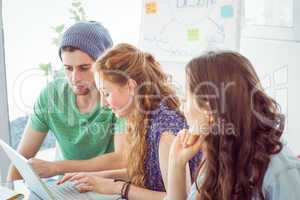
[59,21,113,61]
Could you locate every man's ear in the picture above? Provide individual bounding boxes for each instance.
[128,79,137,95]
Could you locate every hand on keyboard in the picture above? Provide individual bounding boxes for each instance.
[48,180,91,200]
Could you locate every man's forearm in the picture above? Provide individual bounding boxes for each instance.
[54,152,126,174]
[7,166,23,181]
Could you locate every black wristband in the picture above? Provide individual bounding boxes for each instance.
[114,178,126,182]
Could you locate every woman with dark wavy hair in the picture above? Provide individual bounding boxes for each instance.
[167,51,300,200]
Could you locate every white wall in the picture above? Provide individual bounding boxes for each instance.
[240,38,300,154]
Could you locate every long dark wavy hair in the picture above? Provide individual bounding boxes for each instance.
[186,51,284,200]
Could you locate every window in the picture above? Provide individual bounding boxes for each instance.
[242,0,300,41]
[0,0,10,182]
[1,0,142,180]
[246,0,294,28]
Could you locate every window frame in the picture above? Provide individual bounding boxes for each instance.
[242,0,300,42]
[0,0,11,183]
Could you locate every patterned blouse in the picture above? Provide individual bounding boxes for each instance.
[144,103,202,192]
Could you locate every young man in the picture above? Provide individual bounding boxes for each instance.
[8,21,126,181]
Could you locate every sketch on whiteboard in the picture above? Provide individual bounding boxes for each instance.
[139,0,241,62]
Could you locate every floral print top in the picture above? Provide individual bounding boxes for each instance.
[144,103,202,191]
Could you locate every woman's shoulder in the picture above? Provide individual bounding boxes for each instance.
[151,103,187,134]
[265,146,300,180]
[262,145,300,199]
[157,103,184,121]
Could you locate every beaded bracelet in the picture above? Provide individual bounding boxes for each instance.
[124,181,132,199]
[121,182,128,199]
[113,179,126,199]
[113,179,131,199]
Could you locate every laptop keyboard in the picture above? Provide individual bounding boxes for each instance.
[47,181,92,200]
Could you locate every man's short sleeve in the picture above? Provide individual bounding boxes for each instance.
[30,86,50,133]
[113,117,125,134]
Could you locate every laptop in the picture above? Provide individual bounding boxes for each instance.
[0,139,120,200]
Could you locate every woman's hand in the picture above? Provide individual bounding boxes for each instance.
[170,129,205,166]
[61,173,123,194]
[172,99,211,165]
[167,130,205,200]
[58,172,99,185]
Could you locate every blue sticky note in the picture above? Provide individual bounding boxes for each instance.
[221,5,234,18]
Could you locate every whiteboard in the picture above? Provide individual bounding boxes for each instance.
[139,0,242,62]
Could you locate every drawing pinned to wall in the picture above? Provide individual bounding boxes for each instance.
[139,0,241,62]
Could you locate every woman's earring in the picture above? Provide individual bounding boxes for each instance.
[129,89,134,97]
[209,116,214,123]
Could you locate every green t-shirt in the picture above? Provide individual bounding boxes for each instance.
[30,79,124,160]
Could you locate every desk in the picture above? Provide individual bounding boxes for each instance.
[1,181,41,200]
